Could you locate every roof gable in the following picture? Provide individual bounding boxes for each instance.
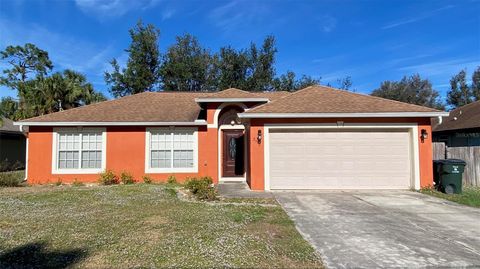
[206,88,256,98]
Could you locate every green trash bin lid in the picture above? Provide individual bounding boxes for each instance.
[437,159,466,166]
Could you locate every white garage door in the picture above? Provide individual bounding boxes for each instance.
[268,129,412,189]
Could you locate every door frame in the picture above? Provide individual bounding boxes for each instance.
[222,129,244,178]
[263,123,420,191]
[218,125,247,182]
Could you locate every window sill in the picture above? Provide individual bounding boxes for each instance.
[145,167,198,174]
[52,169,103,175]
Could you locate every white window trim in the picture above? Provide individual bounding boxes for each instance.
[145,127,199,173]
[51,127,107,174]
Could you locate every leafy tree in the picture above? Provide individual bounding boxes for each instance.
[447,69,472,108]
[245,36,277,91]
[336,76,353,91]
[295,75,321,90]
[0,43,53,109]
[0,43,53,85]
[105,20,161,97]
[273,71,320,91]
[471,67,480,101]
[1,43,105,119]
[160,34,217,91]
[157,32,317,92]
[19,70,106,118]
[0,97,18,119]
[216,46,249,90]
[371,74,444,109]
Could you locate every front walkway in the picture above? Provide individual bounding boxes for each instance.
[217,182,273,198]
[275,190,480,268]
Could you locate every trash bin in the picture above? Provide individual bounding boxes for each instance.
[435,159,466,194]
[432,160,443,187]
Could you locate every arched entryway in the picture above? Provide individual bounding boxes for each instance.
[217,105,247,181]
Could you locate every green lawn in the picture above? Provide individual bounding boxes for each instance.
[420,186,480,208]
[0,184,322,268]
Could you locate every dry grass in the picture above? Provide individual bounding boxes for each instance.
[420,186,480,208]
[0,184,323,268]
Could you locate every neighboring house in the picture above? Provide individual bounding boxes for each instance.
[0,118,26,170]
[15,86,447,190]
[433,100,480,147]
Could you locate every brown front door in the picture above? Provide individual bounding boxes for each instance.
[222,130,244,177]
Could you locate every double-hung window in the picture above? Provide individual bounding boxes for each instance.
[146,128,198,173]
[53,128,106,174]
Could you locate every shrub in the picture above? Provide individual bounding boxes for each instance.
[184,177,217,201]
[98,170,119,185]
[167,175,177,184]
[120,171,135,184]
[0,172,23,187]
[142,176,153,184]
[0,159,25,172]
[142,175,152,184]
[72,178,84,187]
[10,160,25,171]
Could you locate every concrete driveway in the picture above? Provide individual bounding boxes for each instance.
[274,191,480,268]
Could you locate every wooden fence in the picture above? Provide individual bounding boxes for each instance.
[433,142,480,186]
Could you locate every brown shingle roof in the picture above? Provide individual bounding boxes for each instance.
[252,91,291,100]
[19,86,443,124]
[433,100,480,132]
[204,88,256,98]
[198,88,290,100]
[19,89,291,123]
[20,92,209,123]
[245,85,441,114]
[1,118,22,133]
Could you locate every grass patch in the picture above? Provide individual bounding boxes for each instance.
[221,197,278,205]
[0,170,25,187]
[0,184,322,268]
[420,186,480,208]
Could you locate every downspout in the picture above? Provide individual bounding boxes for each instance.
[437,116,443,125]
[19,124,28,182]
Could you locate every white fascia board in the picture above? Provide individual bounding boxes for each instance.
[14,120,208,127]
[195,98,269,103]
[238,112,449,118]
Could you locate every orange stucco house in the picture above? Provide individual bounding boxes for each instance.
[15,86,448,191]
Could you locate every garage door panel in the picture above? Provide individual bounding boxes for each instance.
[269,129,412,189]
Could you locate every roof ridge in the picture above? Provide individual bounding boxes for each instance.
[451,99,480,113]
[246,85,337,113]
[317,84,441,112]
[153,91,212,94]
[213,88,253,95]
[245,90,295,112]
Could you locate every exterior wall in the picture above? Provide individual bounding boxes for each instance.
[25,102,266,185]
[26,126,217,184]
[0,132,26,169]
[248,123,264,190]
[417,121,433,188]
[26,111,435,189]
[433,128,480,147]
[248,117,434,191]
